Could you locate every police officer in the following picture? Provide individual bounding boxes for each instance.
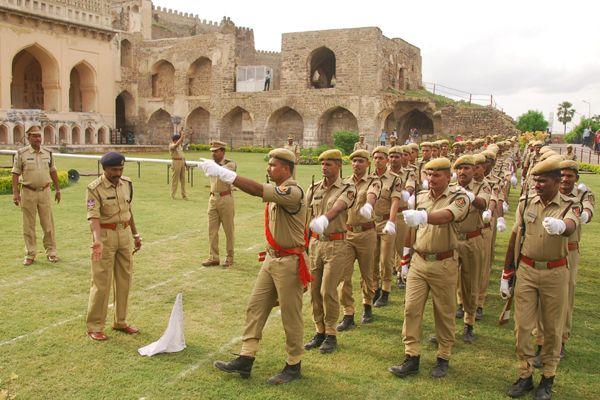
[353,134,370,152]
[501,158,579,399]
[85,152,142,341]
[207,149,307,385]
[337,149,380,329]
[169,130,187,200]
[304,149,356,354]
[564,144,576,161]
[11,125,61,265]
[283,135,301,178]
[389,157,470,379]
[202,141,236,267]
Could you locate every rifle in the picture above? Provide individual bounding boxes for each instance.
[304,174,315,254]
[499,182,528,325]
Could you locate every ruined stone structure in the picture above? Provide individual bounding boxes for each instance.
[0,0,516,148]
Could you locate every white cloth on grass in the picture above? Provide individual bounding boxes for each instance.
[138,293,186,356]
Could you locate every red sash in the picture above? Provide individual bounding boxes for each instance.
[262,203,313,288]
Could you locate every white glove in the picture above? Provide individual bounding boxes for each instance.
[578,182,588,192]
[403,209,428,227]
[359,202,373,219]
[452,172,457,180]
[421,179,429,190]
[496,217,506,232]
[401,264,409,280]
[510,175,518,187]
[502,202,509,213]
[309,215,329,235]
[500,278,511,299]
[407,194,415,209]
[199,159,237,184]
[401,190,411,202]
[383,220,396,235]
[581,210,590,224]
[461,187,475,202]
[482,209,492,223]
[542,217,566,235]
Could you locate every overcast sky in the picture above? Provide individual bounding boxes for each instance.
[154,0,599,131]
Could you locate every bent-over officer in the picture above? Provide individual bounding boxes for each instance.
[206,149,307,385]
[389,157,470,379]
[500,158,579,400]
[169,130,187,200]
[85,152,142,341]
[202,141,236,267]
[11,125,61,265]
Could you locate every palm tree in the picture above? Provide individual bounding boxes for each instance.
[557,101,576,134]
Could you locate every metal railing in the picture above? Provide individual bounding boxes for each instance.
[423,82,503,112]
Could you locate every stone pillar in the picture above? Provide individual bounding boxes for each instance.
[43,81,61,112]
[303,118,318,147]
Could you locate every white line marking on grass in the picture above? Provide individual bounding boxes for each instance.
[0,314,83,346]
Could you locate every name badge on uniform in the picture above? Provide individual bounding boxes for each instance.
[526,211,536,222]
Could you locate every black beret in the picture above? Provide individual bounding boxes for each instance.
[100,152,125,167]
[172,134,181,141]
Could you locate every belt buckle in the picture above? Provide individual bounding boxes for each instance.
[458,233,467,240]
[354,225,363,233]
[421,253,435,262]
[116,222,125,229]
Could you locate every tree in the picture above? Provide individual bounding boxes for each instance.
[557,101,576,134]
[564,116,600,144]
[516,110,548,132]
[333,130,359,155]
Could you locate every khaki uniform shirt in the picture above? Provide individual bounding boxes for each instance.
[353,142,369,151]
[210,159,236,194]
[262,178,306,249]
[564,152,576,161]
[371,169,401,221]
[169,142,185,159]
[11,145,56,189]
[86,175,133,224]
[345,174,381,226]
[284,143,301,163]
[512,192,580,261]
[307,176,356,235]
[452,180,491,234]
[564,187,595,243]
[412,185,470,253]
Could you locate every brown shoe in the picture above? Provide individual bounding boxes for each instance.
[222,258,234,268]
[23,258,34,266]
[202,259,220,267]
[87,331,108,341]
[47,255,59,263]
[113,325,139,334]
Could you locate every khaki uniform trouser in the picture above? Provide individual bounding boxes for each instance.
[456,235,484,325]
[207,195,234,261]
[86,227,133,332]
[20,186,56,259]
[515,262,568,378]
[310,238,351,335]
[170,160,187,198]
[373,230,396,292]
[477,223,495,308]
[394,217,408,274]
[338,230,377,315]
[240,252,304,365]
[403,253,458,360]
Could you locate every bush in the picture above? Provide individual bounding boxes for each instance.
[578,163,600,174]
[300,144,331,157]
[0,170,70,195]
[333,130,359,155]
[516,110,549,132]
[187,144,212,151]
[237,146,272,153]
[565,116,600,144]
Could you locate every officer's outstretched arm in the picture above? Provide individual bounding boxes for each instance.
[231,175,263,197]
[426,209,454,225]
[324,199,348,221]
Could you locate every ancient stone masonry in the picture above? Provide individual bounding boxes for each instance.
[0,0,516,148]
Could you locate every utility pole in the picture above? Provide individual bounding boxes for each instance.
[582,100,591,118]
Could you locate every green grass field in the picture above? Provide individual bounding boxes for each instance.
[1,151,599,400]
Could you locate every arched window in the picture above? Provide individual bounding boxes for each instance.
[11,44,60,111]
[69,62,97,112]
[309,47,336,89]
[151,60,175,98]
[121,39,132,68]
[187,57,211,96]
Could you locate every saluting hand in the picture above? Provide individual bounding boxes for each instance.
[91,241,103,262]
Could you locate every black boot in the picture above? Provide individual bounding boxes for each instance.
[374,290,389,307]
[455,304,464,319]
[266,362,301,385]
[475,307,483,321]
[462,324,475,344]
[336,314,355,332]
[396,274,406,289]
[319,335,337,354]
[213,355,255,378]
[533,345,543,368]
[507,375,534,397]
[373,288,382,303]
[304,332,326,350]
[430,357,449,378]
[389,355,420,378]
[361,304,373,324]
[534,375,554,400]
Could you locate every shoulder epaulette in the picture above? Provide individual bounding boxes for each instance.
[87,177,102,190]
[120,176,132,182]
[17,147,28,154]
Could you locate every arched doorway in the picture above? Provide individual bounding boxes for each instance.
[309,47,336,89]
[11,44,60,111]
[187,57,211,96]
[43,125,54,144]
[120,39,132,68]
[69,62,97,112]
[221,107,254,147]
[85,127,94,144]
[186,107,210,144]
[266,107,304,146]
[146,109,173,144]
[116,90,136,136]
[13,125,24,145]
[317,106,358,145]
[151,60,175,98]
[71,126,81,144]
[0,125,8,144]
[59,125,69,144]
[98,127,109,144]
[398,109,434,138]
